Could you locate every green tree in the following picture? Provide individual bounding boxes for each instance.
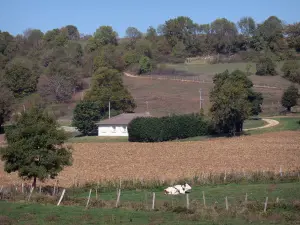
[210,70,263,135]
[94,26,118,46]
[65,25,80,40]
[238,17,256,37]
[252,16,285,53]
[93,45,125,71]
[209,18,238,54]
[285,23,300,52]
[281,85,299,112]
[281,60,300,84]
[139,56,152,74]
[24,29,44,47]
[37,61,81,103]
[4,57,38,97]
[43,29,60,43]
[163,16,196,48]
[85,67,136,113]
[0,107,72,188]
[125,27,142,40]
[256,57,277,76]
[145,26,157,42]
[0,83,15,129]
[72,101,101,135]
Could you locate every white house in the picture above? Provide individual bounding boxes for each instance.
[96,113,151,137]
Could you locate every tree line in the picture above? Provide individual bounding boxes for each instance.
[1,15,300,132]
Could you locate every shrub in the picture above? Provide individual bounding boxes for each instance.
[139,56,152,74]
[256,57,277,76]
[128,114,211,142]
[281,60,300,84]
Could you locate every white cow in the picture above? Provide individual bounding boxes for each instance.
[164,183,192,195]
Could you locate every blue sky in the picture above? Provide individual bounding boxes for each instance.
[1,0,299,37]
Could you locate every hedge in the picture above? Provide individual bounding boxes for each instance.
[128,114,211,142]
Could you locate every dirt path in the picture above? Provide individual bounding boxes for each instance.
[244,118,279,131]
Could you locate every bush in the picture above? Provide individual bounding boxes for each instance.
[281,60,300,84]
[139,56,152,74]
[256,57,277,76]
[128,114,211,142]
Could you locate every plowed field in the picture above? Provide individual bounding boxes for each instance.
[1,131,300,187]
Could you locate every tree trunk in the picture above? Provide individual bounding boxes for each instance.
[287,107,291,112]
[32,177,37,188]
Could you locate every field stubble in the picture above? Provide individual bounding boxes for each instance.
[1,131,300,187]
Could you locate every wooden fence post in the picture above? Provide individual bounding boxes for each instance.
[86,189,92,209]
[245,193,248,203]
[225,196,228,210]
[115,189,121,208]
[39,185,42,194]
[264,197,268,212]
[152,192,155,210]
[57,189,66,206]
[27,186,34,202]
[202,191,206,207]
[186,194,190,209]
[21,183,24,193]
[276,197,279,203]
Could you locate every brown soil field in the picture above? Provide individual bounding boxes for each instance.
[1,131,300,187]
[123,75,285,117]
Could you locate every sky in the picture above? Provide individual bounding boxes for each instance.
[1,0,299,37]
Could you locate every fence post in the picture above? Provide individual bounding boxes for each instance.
[27,186,34,202]
[225,196,228,210]
[39,185,42,194]
[264,197,268,212]
[116,189,121,207]
[57,189,66,206]
[152,192,155,210]
[202,191,206,207]
[276,197,279,203]
[280,167,283,177]
[86,189,92,209]
[0,185,3,193]
[186,194,190,209]
[245,193,248,203]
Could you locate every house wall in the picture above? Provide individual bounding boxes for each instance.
[98,125,128,137]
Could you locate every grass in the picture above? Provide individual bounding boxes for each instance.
[1,202,288,225]
[246,117,300,135]
[67,136,128,143]
[73,182,300,206]
[167,61,292,75]
[0,202,189,225]
[1,181,300,224]
[242,118,267,129]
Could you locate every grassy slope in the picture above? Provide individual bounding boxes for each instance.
[74,182,300,206]
[1,182,299,225]
[246,117,300,135]
[0,202,284,225]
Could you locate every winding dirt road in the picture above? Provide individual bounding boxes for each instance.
[244,118,279,131]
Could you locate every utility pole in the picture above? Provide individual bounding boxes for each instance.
[108,101,111,119]
[199,88,203,110]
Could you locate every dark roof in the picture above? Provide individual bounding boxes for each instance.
[96,113,151,125]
